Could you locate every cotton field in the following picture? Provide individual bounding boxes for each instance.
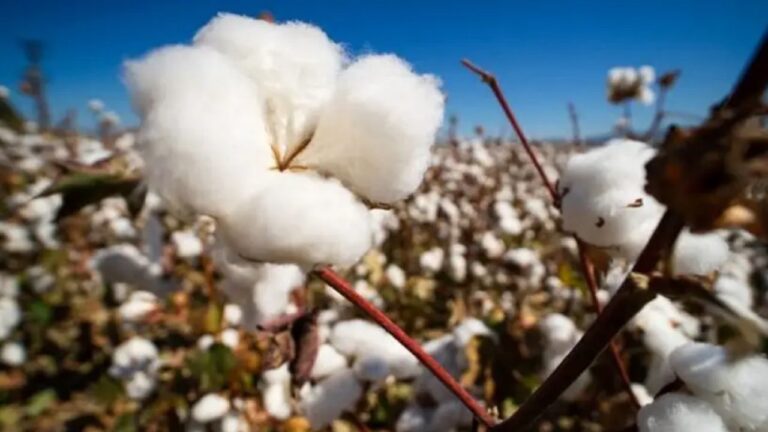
[1,7,768,432]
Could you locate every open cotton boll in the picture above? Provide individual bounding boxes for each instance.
[1,342,26,367]
[299,368,363,429]
[385,264,407,289]
[330,319,420,379]
[353,355,391,382]
[637,393,728,432]
[671,342,768,430]
[194,14,343,155]
[125,44,273,217]
[220,262,304,329]
[559,139,664,250]
[296,54,444,204]
[192,393,230,423]
[118,290,159,323]
[672,231,729,276]
[261,365,292,420]
[0,298,21,340]
[427,400,474,432]
[219,171,372,268]
[311,344,348,379]
[109,337,160,400]
[420,247,445,273]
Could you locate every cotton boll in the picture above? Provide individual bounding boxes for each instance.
[197,335,215,351]
[671,342,768,430]
[559,139,664,251]
[125,44,273,217]
[386,264,407,289]
[261,365,293,420]
[396,404,431,432]
[452,318,492,348]
[330,319,419,379]
[1,342,26,366]
[637,393,728,432]
[481,232,505,258]
[91,244,167,294]
[297,54,444,204]
[222,262,302,328]
[109,337,160,400]
[171,230,203,259]
[427,400,474,432]
[219,171,372,268]
[638,66,656,84]
[299,368,363,429]
[672,231,728,276]
[0,298,21,340]
[353,355,390,382]
[413,335,463,403]
[539,314,591,400]
[220,329,239,349]
[192,393,230,423]
[118,290,159,323]
[420,247,445,273]
[194,14,343,155]
[631,383,654,407]
[311,344,348,379]
[448,253,467,282]
[222,304,243,327]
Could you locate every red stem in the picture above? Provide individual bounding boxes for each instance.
[314,267,496,428]
[462,58,640,409]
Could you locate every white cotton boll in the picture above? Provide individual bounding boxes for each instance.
[639,65,655,84]
[639,87,656,105]
[118,290,159,323]
[413,335,463,403]
[452,318,492,348]
[219,171,372,268]
[197,335,215,351]
[194,14,343,154]
[125,45,273,217]
[91,244,166,293]
[330,319,419,379]
[311,344,348,379]
[222,304,243,327]
[353,355,390,382]
[499,215,523,236]
[672,231,728,276]
[386,264,407,289]
[299,368,363,429]
[449,253,467,282]
[297,54,444,204]
[172,230,203,259]
[637,393,728,432]
[220,411,248,432]
[481,232,505,258]
[671,342,768,430]
[192,393,230,423]
[396,404,430,432]
[110,337,160,400]
[503,247,538,268]
[420,247,445,273]
[540,314,591,400]
[714,275,753,308]
[0,274,18,299]
[1,342,26,366]
[261,365,292,420]
[427,400,473,432]
[559,139,664,252]
[0,222,34,253]
[0,298,21,340]
[220,328,239,349]
[220,262,304,329]
[109,217,137,239]
[632,383,654,407]
[27,266,55,294]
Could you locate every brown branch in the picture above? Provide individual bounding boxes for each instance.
[568,102,582,146]
[313,267,496,428]
[643,87,668,142]
[461,59,558,200]
[491,211,684,431]
[463,57,641,411]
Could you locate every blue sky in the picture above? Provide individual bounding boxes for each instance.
[0,1,766,138]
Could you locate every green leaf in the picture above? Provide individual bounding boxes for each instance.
[40,172,141,221]
[187,343,236,391]
[88,375,125,406]
[25,389,57,417]
[26,299,52,326]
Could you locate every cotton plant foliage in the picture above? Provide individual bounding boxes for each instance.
[125,13,444,268]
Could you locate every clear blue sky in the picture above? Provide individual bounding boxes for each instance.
[1,1,766,138]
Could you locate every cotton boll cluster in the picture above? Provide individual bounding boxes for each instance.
[109,337,160,400]
[637,393,728,432]
[670,342,768,430]
[127,14,444,269]
[607,65,656,105]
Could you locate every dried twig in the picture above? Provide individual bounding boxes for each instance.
[462,58,641,410]
[314,266,496,428]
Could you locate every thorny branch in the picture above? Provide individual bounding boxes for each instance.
[462,58,642,410]
[313,266,497,428]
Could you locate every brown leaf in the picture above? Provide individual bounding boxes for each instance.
[290,311,320,387]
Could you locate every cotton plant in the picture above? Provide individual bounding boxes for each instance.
[125,13,444,270]
[607,65,656,105]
